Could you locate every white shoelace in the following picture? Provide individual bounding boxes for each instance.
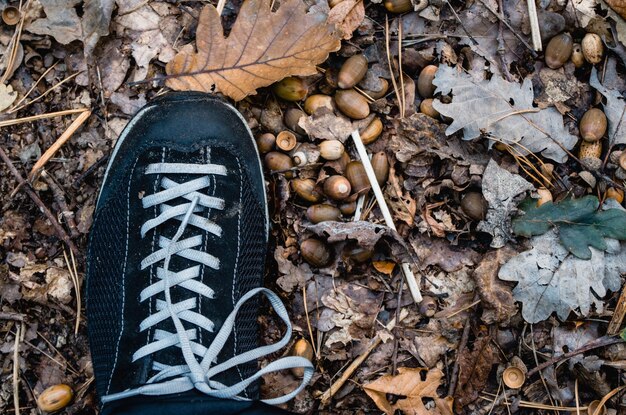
[102,162,313,404]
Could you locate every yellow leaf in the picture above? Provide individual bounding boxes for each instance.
[363,368,454,415]
[165,0,341,101]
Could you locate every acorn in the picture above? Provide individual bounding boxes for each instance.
[361,78,389,100]
[345,161,371,195]
[338,55,368,89]
[2,6,20,25]
[291,143,319,166]
[502,366,526,389]
[291,178,323,203]
[265,151,294,177]
[579,140,602,160]
[273,77,308,101]
[606,187,624,204]
[290,339,314,377]
[334,89,370,120]
[359,117,383,145]
[581,33,603,64]
[324,175,352,200]
[545,32,573,69]
[284,108,306,134]
[579,170,597,189]
[371,152,389,185]
[300,238,332,267]
[571,43,585,68]
[536,187,553,206]
[306,204,342,223]
[461,192,487,221]
[345,243,373,263]
[417,65,438,98]
[256,133,275,154]
[384,0,412,13]
[579,108,607,142]
[319,140,345,160]
[339,201,357,215]
[420,98,440,119]
[418,296,437,317]
[540,163,554,187]
[304,94,334,115]
[276,130,298,152]
[37,384,73,413]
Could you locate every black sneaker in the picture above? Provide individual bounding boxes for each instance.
[86,92,312,413]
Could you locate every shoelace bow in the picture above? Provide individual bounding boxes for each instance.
[102,162,313,404]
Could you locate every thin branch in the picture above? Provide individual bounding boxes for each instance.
[527,335,623,377]
[0,147,78,255]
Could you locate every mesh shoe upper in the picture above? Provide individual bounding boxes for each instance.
[86,93,312,407]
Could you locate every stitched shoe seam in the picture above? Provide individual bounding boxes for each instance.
[106,156,140,395]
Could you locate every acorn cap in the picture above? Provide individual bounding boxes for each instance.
[2,6,20,26]
[502,366,525,389]
[587,400,606,415]
[276,130,297,152]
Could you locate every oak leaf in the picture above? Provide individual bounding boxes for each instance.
[432,65,578,163]
[328,0,365,40]
[165,0,341,101]
[363,367,454,415]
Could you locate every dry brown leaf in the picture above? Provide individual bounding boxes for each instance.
[328,0,365,40]
[165,0,341,101]
[363,367,454,415]
[385,164,417,226]
[454,334,496,412]
[472,248,517,325]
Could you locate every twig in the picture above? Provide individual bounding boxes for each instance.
[29,109,91,179]
[592,386,626,415]
[443,0,479,46]
[496,0,513,81]
[351,130,422,303]
[527,335,623,377]
[477,0,538,58]
[9,71,82,114]
[13,322,23,415]
[608,285,626,335]
[0,312,24,321]
[319,309,408,406]
[448,312,472,396]
[302,285,318,359]
[0,108,87,128]
[0,147,78,255]
[41,171,79,238]
[64,249,82,335]
[526,0,542,51]
[8,62,58,111]
[385,17,403,119]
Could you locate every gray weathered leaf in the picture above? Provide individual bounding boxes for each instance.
[27,0,115,56]
[432,65,578,162]
[477,159,534,248]
[589,67,626,146]
[499,230,626,323]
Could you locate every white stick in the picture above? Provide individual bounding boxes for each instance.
[527,0,542,51]
[353,194,365,221]
[351,130,423,303]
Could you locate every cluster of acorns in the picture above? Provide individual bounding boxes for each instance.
[544,31,625,205]
[257,55,409,268]
[257,53,448,266]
